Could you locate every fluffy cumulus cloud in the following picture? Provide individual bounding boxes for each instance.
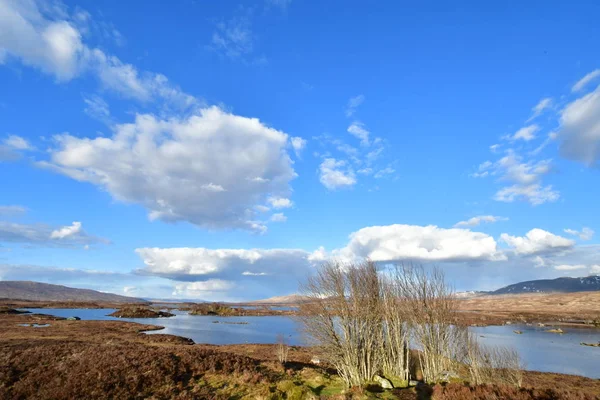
[454,215,508,228]
[319,158,356,190]
[290,136,307,157]
[564,227,594,241]
[0,220,108,247]
[270,213,287,222]
[500,228,574,255]
[557,78,600,167]
[1,135,34,161]
[135,247,315,281]
[267,196,293,209]
[50,221,81,239]
[0,0,196,107]
[3,135,33,150]
[39,106,296,231]
[339,224,506,262]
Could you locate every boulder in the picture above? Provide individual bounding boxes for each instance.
[66,316,81,321]
[373,375,393,389]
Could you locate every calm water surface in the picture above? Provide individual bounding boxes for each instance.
[24,308,600,379]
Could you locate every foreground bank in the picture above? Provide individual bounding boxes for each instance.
[1,313,599,400]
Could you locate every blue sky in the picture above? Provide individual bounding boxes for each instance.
[1,0,599,301]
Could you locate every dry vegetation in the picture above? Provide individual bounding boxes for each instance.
[185,303,295,316]
[457,292,600,327]
[109,306,175,318]
[299,262,528,389]
[1,312,599,399]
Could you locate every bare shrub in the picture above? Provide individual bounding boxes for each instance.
[299,261,524,389]
[380,271,411,383]
[464,333,524,387]
[393,265,463,383]
[299,260,383,388]
[276,333,290,364]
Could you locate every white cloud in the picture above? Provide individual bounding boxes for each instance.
[526,98,552,122]
[510,125,539,142]
[470,161,492,178]
[491,151,558,205]
[590,265,600,274]
[123,286,136,294]
[3,135,33,150]
[0,205,27,216]
[345,94,365,117]
[500,228,574,255]
[290,136,306,157]
[318,158,356,190]
[347,121,370,146]
[135,247,314,281]
[40,106,296,231]
[494,184,559,206]
[339,224,506,262]
[0,220,107,247]
[572,69,600,92]
[267,196,293,209]
[50,221,82,239]
[173,280,234,297]
[270,212,287,222]
[210,15,254,60]
[489,144,501,153]
[554,264,586,271]
[373,167,395,179]
[83,94,110,123]
[357,167,373,175]
[242,271,267,276]
[0,1,196,107]
[454,215,508,228]
[564,227,594,241]
[557,84,600,167]
[533,255,546,268]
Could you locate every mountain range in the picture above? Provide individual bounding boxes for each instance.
[0,281,146,303]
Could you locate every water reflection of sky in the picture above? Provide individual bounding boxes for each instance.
[23,309,600,379]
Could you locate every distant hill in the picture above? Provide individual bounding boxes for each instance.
[0,281,147,303]
[492,276,600,295]
[250,294,311,304]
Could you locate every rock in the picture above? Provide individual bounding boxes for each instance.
[538,323,545,327]
[374,375,393,389]
[505,321,512,325]
[310,357,320,365]
[546,328,564,334]
[438,370,459,381]
[580,342,600,347]
[408,380,420,387]
[66,316,81,321]
[513,330,523,334]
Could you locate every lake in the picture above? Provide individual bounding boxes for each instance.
[23,308,600,379]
